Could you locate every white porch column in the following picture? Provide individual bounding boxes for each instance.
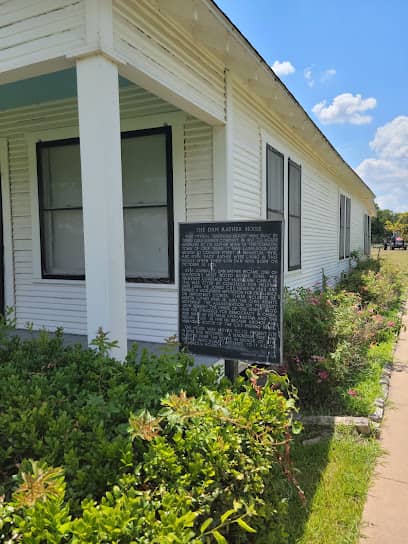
[76,54,127,359]
[213,70,233,220]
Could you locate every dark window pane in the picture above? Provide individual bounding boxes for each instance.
[42,210,84,275]
[267,146,284,214]
[267,210,283,221]
[339,195,345,259]
[289,162,301,216]
[339,228,345,260]
[345,198,351,257]
[289,216,301,269]
[345,227,351,258]
[346,198,351,228]
[288,160,301,270]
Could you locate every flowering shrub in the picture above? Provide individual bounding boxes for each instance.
[284,257,404,408]
[283,288,335,364]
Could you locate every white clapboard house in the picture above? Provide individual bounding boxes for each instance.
[0,0,375,359]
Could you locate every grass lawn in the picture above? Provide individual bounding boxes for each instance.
[281,249,407,544]
[372,245,408,276]
[284,427,380,544]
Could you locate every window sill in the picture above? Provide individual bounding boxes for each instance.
[287,267,302,274]
[126,282,177,290]
[32,278,86,287]
[31,278,177,290]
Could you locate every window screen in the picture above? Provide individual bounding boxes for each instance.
[288,159,301,270]
[37,127,174,282]
[266,145,284,220]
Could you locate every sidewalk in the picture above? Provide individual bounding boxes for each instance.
[360,306,408,543]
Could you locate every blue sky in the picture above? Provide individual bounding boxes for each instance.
[216,0,408,212]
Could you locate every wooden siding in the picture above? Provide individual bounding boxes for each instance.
[231,86,262,219]
[0,0,86,74]
[0,86,214,341]
[112,0,226,123]
[230,78,370,290]
[185,117,214,221]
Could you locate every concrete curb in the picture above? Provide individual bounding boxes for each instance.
[298,415,374,437]
[368,299,406,425]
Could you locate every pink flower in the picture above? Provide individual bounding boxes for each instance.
[292,355,301,364]
[347,388,358,397]
[318,370,329,381]
[387,321,396,328]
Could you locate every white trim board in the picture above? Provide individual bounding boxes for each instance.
[0,138,15,311]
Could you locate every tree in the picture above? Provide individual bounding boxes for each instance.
[384,212,408,239]
[371,205,397,242]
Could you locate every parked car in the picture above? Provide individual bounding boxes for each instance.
[384,233,407,250]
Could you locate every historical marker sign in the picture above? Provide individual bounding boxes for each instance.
[179,221,283,364]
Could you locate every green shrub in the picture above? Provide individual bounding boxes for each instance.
[0,330,222,511]
[283,288,335,364]
[338,258,405,311]
[0,372,300,543]
[283,256,403,408]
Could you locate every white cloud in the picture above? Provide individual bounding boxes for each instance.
[272,60,295,77]
[356,116,408,212]
[321,68,336,83]
[369,116,408,160]
[304,67,314,87]
[312,93,377,125]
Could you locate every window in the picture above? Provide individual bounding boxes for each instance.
[266,145,284,220]
[364,214,371,256]
[339,194,351,259]
[121,127,173,282]
[288,159,301,271]
[37,126,174,282]
[37,139,85,279]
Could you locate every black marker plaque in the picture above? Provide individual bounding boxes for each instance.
[179,221,283,364]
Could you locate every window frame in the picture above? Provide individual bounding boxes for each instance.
[121,125,174,284]
[36,137,85,281]
[266,144,284,220]
[288,158,302,272]
[345,197,351,258]
[36,127,175,283]
[364,214,371,256]
[339,194,351,260]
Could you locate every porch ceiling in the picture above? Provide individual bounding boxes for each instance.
[0,68,133,112]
